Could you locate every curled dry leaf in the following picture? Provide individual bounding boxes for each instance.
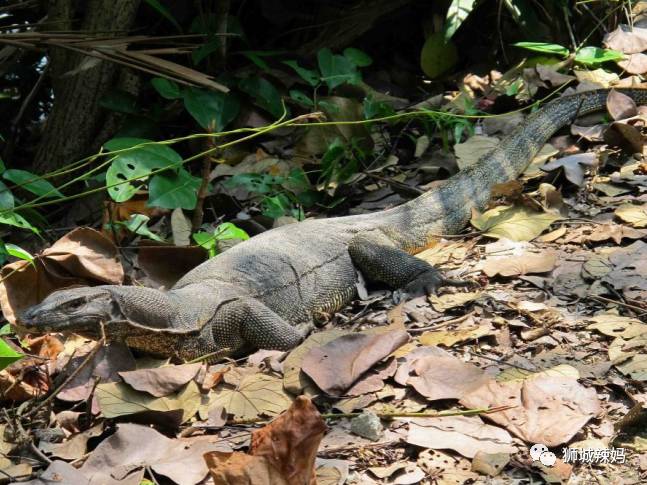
[405,415,517,459]
[301,329,409,397]
[205,396,326,485]
[393,346,489,401]
[460,375,601,447]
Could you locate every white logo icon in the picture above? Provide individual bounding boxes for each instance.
[530,443,555,467]
[530,444,548,461]
[539,451,556,467]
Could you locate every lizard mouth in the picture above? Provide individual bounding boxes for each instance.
[17,312,105,337]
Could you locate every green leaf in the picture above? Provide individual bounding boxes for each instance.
[0,211,39,233]
[143,0,181,31]
[0,180,14,209]
[105,138,183,202]
[193,223,249,257]
[513,41,569,57]
[151,78,182,99]
[262,194,292,219]
[3,169,63,199]
[119,214,165,242]
[343,48,373,67]
[363,96,396,119]
[444,0,477,40]
[317,48,361,90]
[99,89,138,114]
[192,37,221,65]
[183,87,240,131]
[0,338,24,371]
[575,46,625,66]
[420,32,458,78]
[148,168,202,209]
[283,60,320,87]
[289,89,314,107]
[238,76,285,118]
[213,222,249,241]
[0,324,12,336]
[5,243,33,261]
[241,51,283,71]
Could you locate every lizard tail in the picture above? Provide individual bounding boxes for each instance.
[383,88,647,250]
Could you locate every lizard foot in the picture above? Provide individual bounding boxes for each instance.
[392,269,475,304]
[294,321,316,339]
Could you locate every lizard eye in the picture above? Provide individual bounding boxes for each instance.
[67,300,84,310]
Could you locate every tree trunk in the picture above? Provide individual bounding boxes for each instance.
[33,0,141,175]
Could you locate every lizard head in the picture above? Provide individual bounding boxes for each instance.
[18,286,116,339]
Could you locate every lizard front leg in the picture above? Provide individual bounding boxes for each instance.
[213,298,313,354]
[348,232,471,302]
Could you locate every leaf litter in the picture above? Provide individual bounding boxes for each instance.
[3,82,647,485]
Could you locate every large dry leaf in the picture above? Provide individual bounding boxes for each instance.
[416,449,479,485]
[428,291,483,311]
[301,330,409,396]
[209,373,293,420]
[601,240,647,292]
[283,329,349,395]
[607,89,639,120]
[137,241,207,289]
[95,380,200,423]
[80,423,230,485]
[615,203,647,227]
[1,227,124,324]
[454,135,499,170]
[604,24,647,54]
[39,423,104,461]
[21,460,89,485]
[119,362,202,397]
[471,205,561,241]
[205,396,326,485]
[618,53,647,74]
[541,153,598,186]
[482,251,557,277]
[460,375,601,446]
[406,415,517,458]
[586,313,647,339]
[394,346,489,401]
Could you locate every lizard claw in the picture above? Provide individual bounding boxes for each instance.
[392,270,476,304]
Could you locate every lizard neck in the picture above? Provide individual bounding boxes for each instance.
[105,285,180,329]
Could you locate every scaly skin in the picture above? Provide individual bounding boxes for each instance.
[19,89,647,361]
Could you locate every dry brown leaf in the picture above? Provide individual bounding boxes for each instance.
[39,423,104,461]
[301,330,409,396]
[482,251,557,277]
[619,53,647,74]
[417,449,479,485]
[137,241,207,289]
[607,89,639,120]
[393,346,488,401]
[604,25,647,54]
[460,375,601,446]
[428,291,483,311]
[119,363,202,397]
[206,396,325,485]
[406,415,517,458]
[615,203,647,227]
[471,451,510,477]
[80,423,229,485]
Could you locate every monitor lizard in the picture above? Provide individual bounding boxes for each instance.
[18,88,647,361]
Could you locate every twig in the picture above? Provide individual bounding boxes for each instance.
[586,294,647,317]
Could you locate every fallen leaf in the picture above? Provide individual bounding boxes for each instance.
[471,451,510,477]
[460,375,601,446]
[95,380,201,424]
[541,153,598,186]
[471,205,561,241]
[607,89,638,120]
[393,346,489,401]
[615,203,647,227]
[619,53,647,74]
[587,313,647,339]
[454,135,499,170]
[405,415,517,458]
[604,24,647,54]
[137,242,207,289]
[119,362,202,397]
[39,423,104,460]
[206,396,326,485]
[301,330,409,396]
[21,461,87,485]
[209,373,293,420]
[283,329,349,395]
[80,423,229,485]
[482,251,557,277]
[417,449,479,485]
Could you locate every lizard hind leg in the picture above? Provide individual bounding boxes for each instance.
[348,232,472,303]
